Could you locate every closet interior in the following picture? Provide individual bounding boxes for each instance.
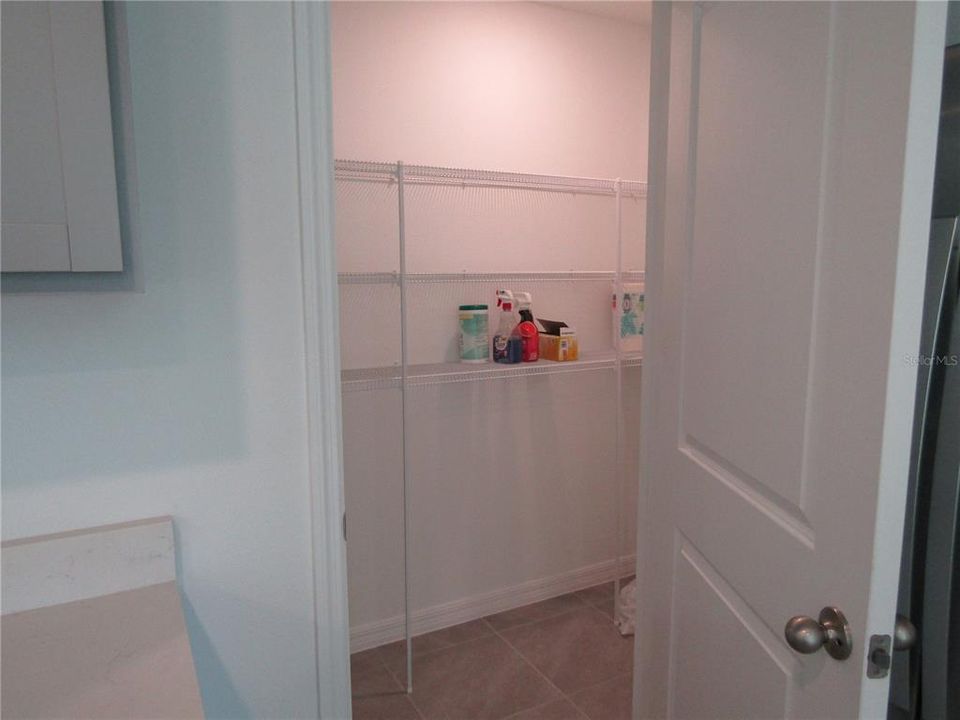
[331,3,650,718]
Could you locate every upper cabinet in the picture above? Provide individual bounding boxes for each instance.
[2,1,122,272]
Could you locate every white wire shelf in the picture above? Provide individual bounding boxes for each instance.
[338,270,646,285]
[341,351,643,392]
[335,159,648,198]
[338,271,399,285]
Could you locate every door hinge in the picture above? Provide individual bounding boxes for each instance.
[342,512,347,542]
[867,634,891,678]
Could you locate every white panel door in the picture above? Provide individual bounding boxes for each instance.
[636,2,946,718]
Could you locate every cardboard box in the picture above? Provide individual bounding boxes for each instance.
[538,319,579,361]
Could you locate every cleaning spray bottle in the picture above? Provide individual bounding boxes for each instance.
[514,292,539,362]
[493,290,522,364]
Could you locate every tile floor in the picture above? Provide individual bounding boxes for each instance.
[351,579,634,720]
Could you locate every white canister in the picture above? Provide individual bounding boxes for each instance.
[458,305,489,363]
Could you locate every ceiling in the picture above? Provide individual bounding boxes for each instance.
[547,1,652,26]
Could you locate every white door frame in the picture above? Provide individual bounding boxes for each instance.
[293,1,947,717]
[292,3,353,719]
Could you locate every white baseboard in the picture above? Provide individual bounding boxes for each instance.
[350,555,637,653]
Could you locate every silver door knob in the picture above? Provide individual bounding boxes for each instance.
[893,614,917,651]
[784,607,853,660]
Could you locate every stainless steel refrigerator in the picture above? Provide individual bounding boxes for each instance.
[889,25,960,720]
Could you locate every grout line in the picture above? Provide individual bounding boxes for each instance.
[571,589,616,621]
[502,697,590,720]
[589,599,612,615]
[376,650,409,701]
[583,600,620,627]
[491,603,634,719]
[394,632,516,720]
[368,598,629,720]
[358,585,625,718]
[483,594,593,634]
[358,582,615,660]
[406,687,427,720]
[564,671,636,719]
[577,576,636,625]
[349,657,425,720]
[377,632,496,693]
[486,620,572,714]
[382,657,427,720]
[351,646,389,672]
[407,692,427,720]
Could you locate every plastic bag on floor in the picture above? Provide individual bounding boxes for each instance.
[615,578,638,636]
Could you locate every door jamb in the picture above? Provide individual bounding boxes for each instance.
[292,3,352,719]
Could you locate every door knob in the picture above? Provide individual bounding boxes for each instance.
[784,607,853,660]
[893,614,917,651]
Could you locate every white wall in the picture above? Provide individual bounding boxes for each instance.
[331,1,650,180]
[342,368,642,647]
[1,4,317,718]
[330,1,649,644]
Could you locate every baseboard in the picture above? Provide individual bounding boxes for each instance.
[350,555,637,653]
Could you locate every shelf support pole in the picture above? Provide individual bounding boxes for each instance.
[397,160,414,694]
[614,178,625,623]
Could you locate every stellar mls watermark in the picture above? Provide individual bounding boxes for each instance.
[904,354,959,367]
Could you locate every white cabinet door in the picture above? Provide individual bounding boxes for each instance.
[1,1,122,272]
[636,2,945,718]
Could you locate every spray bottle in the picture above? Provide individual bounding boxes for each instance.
[493,290,522,364]
[514,292,539,362]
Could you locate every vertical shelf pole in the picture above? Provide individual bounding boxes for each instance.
[614,178,624,622]
[397,161,413,693]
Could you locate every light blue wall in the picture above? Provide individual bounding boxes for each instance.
[1,3,319,717]
[948,0,960,46]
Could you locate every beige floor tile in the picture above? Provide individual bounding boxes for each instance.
[377,619,494,678]
[404,635,562,720]
[352,658,422,720]
[485,594,586,631]
[577,578,635,618]
[505,698,588,720]
[574,582,613,606]
[353,662,401,699]
[353,692,422,720]
[568,673,633,720]
[588,595,615,619]
[350,651,420,720]
[352,648,385,677]
[499,608,633,695]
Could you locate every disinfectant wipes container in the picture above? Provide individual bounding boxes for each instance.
[459,304,489,363]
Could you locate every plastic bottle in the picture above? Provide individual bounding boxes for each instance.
[514,292,539,362]
[613,282,644,354]
[493,290,522,364]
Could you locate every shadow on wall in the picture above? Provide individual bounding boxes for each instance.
[180,595,247,719]
[0,4,245,488]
